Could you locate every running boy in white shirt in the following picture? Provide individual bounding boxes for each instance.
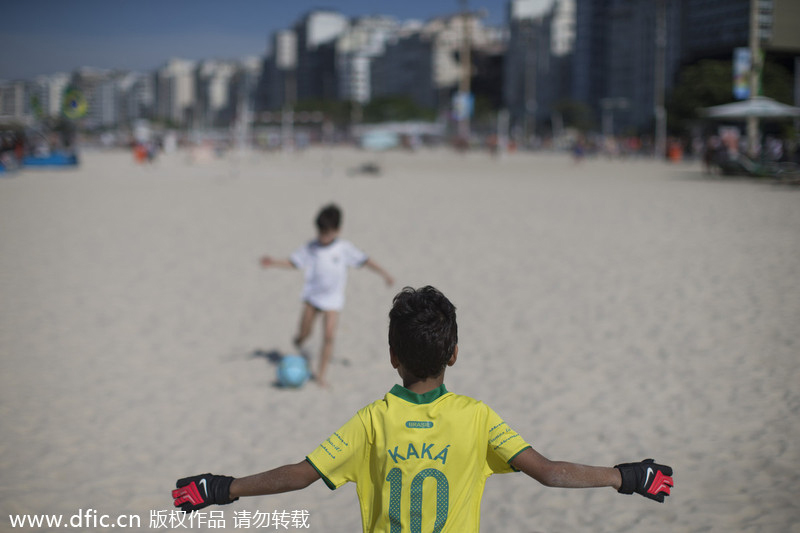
[261,204,394,386]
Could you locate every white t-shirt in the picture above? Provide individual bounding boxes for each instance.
[290,239,368,311]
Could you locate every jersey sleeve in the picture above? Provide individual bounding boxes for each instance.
[306,412,368,490]
[341,240,368,267]
[289,243,311,269]
[485,406,531,475]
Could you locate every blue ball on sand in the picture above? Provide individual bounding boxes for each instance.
[277,355,310,387]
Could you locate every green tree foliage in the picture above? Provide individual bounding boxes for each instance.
[667,59,794,135]
[290,97,437,126]
[294,99,352,126]
[362,96,436,123]
[552,99,596,133]
[471,94,498,130]
[761,61,794,104]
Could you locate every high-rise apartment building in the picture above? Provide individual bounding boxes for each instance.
[72,67,118,129]
[196,60,237,128]
[569,0,799,136]
[504,0,576,136]
[336,16,400,104]
[257,30,298,112]
[551,0,576,57]
[122,72,155,125]
[0,80,27,122]
[504,6,549,134]
[683,0,800,61]
[370,21,433,108]
[31,73,71,119]
[571,0,682,135]
[155,59,196,127]
[372,12,502,111]
[294,11,349,102]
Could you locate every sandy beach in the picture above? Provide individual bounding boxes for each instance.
[1,146,798,532]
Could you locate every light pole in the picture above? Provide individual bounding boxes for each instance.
[654,0,667,160]
[458,0,472,141]
[747,0,761,158]
[601,97,629,138]
[524,21,537,145]
[282,70,295,153]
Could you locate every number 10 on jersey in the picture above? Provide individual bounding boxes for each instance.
[386,467,449,533]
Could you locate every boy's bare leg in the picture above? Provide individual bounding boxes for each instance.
[294,302,317,352]
[316,310,339,386]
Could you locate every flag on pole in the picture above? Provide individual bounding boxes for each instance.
[733,47,750,100]
[62,86,87,119]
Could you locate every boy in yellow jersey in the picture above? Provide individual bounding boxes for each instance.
[173,286,673,531]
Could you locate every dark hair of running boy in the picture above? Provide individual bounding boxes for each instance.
[315,204,341,233]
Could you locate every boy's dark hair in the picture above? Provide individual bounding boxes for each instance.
[388,286,458,379]
[315,204,341,233]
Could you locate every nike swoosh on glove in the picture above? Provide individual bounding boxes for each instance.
[614,458,674,503]
[172,473,238,513]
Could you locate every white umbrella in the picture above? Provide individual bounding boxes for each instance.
[703,96,800,119]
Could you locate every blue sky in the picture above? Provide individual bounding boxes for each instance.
[0,0,511,80]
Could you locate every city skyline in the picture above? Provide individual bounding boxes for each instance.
[0,0,520,81]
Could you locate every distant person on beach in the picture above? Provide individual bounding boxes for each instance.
[260,203,394,386]
[572,135,586,163]
[703,136,722,175]
[173,286,674,531]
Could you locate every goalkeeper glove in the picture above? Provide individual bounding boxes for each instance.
[172,473,238,513]
[615,458,673,503]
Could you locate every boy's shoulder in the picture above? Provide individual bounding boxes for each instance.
[303,238,357,250]
[357,385,491,417]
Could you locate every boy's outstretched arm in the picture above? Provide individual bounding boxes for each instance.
[231,460,320,497]
[260,256,295,269]
[172,461,320,513]
[510,447,621,489]
[364,258,394,286]
[510,448,673,502]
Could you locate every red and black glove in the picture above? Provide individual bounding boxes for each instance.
[172,474,238,513]
[615,459,673,503]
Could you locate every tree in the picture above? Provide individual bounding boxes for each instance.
[552,99,596,133]
[294,99,351,127]
[667,58,794,136]
[362,96,436,123]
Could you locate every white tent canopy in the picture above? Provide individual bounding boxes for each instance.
[702,96,800,119]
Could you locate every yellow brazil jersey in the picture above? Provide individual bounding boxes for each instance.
[306,384,531,533]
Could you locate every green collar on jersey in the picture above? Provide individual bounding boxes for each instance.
[389,384,449,404]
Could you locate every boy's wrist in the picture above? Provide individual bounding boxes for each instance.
[228,478,241,499]
[611,467,622,490]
